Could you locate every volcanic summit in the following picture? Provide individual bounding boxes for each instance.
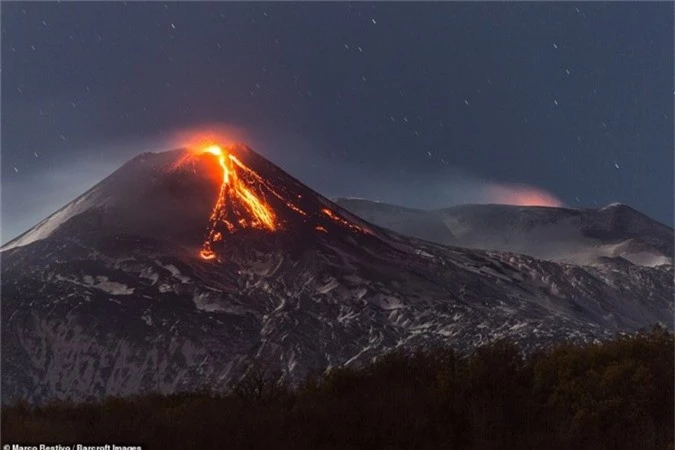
[2,144,378,258]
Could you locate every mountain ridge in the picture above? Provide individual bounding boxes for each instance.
[2,146,672,404]
[334,198,673,267]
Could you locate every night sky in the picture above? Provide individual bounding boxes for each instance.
[2,2,673,242]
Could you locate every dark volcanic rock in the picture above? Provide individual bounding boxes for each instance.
[2,146,672,404]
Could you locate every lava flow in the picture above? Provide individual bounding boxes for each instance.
[198,145,279,260]
[192,142,370,260]
[321,208,369,234]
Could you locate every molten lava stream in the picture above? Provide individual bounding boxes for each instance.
[198,145,278,260]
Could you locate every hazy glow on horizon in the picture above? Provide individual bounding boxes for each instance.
[485,184,563,207]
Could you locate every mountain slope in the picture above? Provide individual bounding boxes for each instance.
[2,145,672,405]
[335,198,673,267]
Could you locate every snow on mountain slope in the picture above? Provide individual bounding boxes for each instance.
[335,198,673,267]
[2,146,672,405]
[2,149,219,252]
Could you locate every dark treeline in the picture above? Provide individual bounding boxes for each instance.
[2,327,673,450]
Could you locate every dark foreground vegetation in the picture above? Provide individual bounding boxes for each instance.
[2,327,673,450]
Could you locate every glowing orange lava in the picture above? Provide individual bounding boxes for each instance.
[321,208,369,234]
[185,139,369,261]
[200,249,217,260]
[198,145,278,260]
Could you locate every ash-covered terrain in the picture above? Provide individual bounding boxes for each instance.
[2,145,672,404]
[334,198,674,267]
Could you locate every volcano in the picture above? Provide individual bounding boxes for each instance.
[2,144,376,255]
[2,145,672,404]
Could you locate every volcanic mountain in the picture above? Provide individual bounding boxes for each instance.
[2,144,672,404]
